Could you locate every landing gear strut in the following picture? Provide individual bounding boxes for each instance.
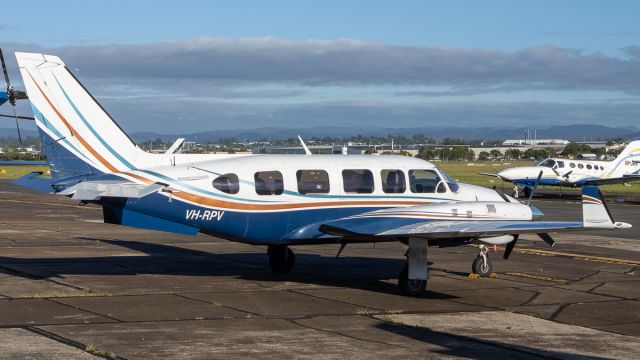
[523,187,532,199]
[268,245,295,273]
[398,238,428,297]
[472,244,493,277]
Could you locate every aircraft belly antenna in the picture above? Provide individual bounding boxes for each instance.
[298,135,311,155]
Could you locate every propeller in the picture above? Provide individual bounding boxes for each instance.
[0,48,30,144]
[503,234,519,259]
[526,170,544,206]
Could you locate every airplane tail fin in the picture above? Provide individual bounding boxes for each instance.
[608,138,640,178]
[15,52,141,181]
[581,186,631,229]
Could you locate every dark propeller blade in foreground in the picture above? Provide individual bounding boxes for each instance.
[503,234,519,259]
[1,48,31,144]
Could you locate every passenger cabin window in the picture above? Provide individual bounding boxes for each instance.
[212,173,240,194]
[297,170,330,194]
[570,163,576,168]
[254,171,284,195]
[578,164,584,169]
[342,169,374,193]
[381,169,406,193]
[409,169,446,193]
[557,161,565,168]
[587,164,592,170]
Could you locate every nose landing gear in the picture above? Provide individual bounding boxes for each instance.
[471,244,493,277]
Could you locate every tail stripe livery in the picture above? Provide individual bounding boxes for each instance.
[52,74,135,170]
[24,69,118,173]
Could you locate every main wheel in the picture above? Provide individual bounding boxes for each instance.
[398,266,427,297]
[472,255,493,277]
[268,245,295,273]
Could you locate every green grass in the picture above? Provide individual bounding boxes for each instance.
[438,161,640,194]
[0,165,50,180]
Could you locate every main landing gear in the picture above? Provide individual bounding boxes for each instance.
[267,245,295,273]
[398,238,428,297]
[523,186,532,199]
[471,244,493,277]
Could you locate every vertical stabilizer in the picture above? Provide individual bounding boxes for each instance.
[16,52,144,180]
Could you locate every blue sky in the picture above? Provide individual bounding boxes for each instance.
[2,1,640,134]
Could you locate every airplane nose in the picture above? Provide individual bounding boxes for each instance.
[498,169,515,181]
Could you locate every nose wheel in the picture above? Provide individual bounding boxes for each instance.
[472,244,493,277]
[268,245,295,273]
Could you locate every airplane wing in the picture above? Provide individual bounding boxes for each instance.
[284,185,630,244]
[580,174,640,186]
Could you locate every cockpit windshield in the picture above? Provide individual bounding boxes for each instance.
[537,159,556,168]
[436,167,459,192]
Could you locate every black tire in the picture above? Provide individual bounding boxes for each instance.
[472,255,493,277]
[398,266,427,297]
[268,245,295,273]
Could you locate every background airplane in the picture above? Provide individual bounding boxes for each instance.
[11,51,634,296]
[481,140,640,197]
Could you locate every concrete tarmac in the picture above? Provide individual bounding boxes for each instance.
[0,182,638,359]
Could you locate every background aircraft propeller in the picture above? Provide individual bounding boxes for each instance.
[0,48,34,144]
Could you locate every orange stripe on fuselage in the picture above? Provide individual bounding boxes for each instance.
[26,70,118,172]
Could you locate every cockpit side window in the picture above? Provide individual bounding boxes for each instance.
[557,161,565,168]
[409,169,444,193]
[212,173,240,194]
[538,159,556,168]
[437,167,459,193]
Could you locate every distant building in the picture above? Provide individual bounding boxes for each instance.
[502,139,569,146]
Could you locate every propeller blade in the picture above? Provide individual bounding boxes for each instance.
[0,114,35,120]
[503,234,519,259]
[526,170,544,206]
[12,106,22,145]
[0,48,10,87]
[537,233,556,247]
[563,170,573,178]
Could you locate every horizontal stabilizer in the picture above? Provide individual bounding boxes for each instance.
[11,171,53,193]
[57,180,164,200]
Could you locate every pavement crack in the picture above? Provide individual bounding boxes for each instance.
[288,317,407,349]
[24,325,127,360]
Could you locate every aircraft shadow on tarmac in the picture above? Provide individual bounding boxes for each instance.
[0,237,456,298]
[374,321,612,360]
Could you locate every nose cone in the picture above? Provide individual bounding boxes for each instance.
[497,168,519,181]
[530,205,544,219]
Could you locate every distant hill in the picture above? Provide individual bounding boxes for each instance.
[1,124,635,144]
[130,124,638,143]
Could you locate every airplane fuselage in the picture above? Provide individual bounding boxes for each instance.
[104,154,508,244]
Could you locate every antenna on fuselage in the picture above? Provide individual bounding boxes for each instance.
[298,135,312,155]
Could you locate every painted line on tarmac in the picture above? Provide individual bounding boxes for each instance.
[515,248,640,266]
[504,272,569,283]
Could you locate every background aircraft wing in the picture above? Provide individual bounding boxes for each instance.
[57,180,165,200]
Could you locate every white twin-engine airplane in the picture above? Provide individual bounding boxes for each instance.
[12,52,633,296]
[480,141,640,197]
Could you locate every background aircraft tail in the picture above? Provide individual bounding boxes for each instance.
[581,186,630,229]
[607,138,640,178]
[16,52,143,181]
